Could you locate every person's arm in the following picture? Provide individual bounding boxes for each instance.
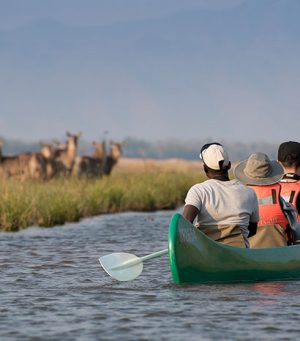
[248,222,257,237]
[248,190,259,237]
[296,193,300,214]
[182,204,199,224]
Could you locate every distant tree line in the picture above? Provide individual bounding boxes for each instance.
[0,136,279,162]
[121,138,279,161]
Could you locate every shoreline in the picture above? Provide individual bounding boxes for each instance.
[0,165,204,232]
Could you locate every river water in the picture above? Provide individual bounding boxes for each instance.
[1,210,300,340]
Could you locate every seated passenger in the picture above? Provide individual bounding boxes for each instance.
[183,142,259,248]
[234,152,291,248]
[278,141,300,218]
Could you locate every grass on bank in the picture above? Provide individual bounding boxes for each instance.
[0,170,205,232]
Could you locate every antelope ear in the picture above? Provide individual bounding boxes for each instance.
[92,141,96,146]
[66,131,71,137]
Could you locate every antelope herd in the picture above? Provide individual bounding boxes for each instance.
[0,132,123,181]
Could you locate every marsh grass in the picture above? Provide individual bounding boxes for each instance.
[0,170,205,231]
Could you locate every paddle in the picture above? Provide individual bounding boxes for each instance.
[99,248,168,281]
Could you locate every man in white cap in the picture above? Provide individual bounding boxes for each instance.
[183,142,259,248]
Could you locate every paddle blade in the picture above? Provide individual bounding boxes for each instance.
[99,252,143,281]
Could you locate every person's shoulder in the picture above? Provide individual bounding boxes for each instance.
[190,179,210,188]
[188,179,213,191]
[230,179,248,187]
[239,183,257,198]
[231,179,256,193]
[222,179,245,189]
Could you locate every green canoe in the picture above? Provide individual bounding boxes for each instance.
[168,213,300,284]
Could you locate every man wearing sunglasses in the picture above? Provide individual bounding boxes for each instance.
[182,143,259,248]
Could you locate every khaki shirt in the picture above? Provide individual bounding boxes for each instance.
[200,224,247,248]
[249,224,287,248]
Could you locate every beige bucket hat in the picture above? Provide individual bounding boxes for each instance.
[234,152,284,185]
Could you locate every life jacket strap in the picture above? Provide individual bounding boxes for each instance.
[290,190,296,203]
[271,189,277,204]
[257,191,277,205]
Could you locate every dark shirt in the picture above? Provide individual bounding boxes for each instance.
[282,174,300,214]
[296,194,300,214]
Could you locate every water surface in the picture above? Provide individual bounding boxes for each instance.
[1,211,300,340]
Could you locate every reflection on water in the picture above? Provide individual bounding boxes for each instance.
[1,210,300,340]
[252,282,285,295]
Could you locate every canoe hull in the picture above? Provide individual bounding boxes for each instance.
[168,213,300,284]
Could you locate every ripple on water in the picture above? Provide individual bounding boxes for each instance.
[2,211,300,340]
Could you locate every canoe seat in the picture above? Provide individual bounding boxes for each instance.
[249,224,287,248]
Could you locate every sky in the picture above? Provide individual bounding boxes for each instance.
[0,0,299,143]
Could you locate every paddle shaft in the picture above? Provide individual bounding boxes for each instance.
[111,249,168,270]
[141,249,168,261]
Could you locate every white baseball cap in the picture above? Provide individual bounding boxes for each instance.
[199,143,230,170]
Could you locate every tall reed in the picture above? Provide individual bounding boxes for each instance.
[0,171,204,232]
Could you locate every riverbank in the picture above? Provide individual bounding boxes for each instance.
[117,157,202,173]
[0,159,204,231]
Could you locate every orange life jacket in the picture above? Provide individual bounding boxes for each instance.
[249,183,289,229]
[280,180,300,220]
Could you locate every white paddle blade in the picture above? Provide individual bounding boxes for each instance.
[99,252,143,281]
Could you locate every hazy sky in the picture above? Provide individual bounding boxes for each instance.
[0,0,299,143]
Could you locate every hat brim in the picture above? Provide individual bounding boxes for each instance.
[234,160,284,185]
